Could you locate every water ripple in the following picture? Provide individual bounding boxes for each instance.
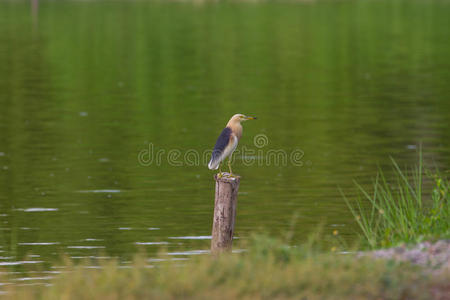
[76,189,121,193]
[15,208,58,212]
[18,242,59,246]
[67,246,105,249]
[0,261,43,266]
[135,242,169,245]
[168,236,211,240]
[167,250,210,256]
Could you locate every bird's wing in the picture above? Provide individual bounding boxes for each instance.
[208,127,234,169]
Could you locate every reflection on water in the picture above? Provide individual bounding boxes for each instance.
[0,0,449,285]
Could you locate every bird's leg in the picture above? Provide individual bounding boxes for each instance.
[227,159,234,177]
[218,163,223,178]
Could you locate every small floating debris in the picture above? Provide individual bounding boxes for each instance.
[148,227,160,231]
[168,236,211,240]
[0,152,5,157]
[98,158,110,163]
[406,144,417,150]
[79,112,88,117]
[135,242,169,245]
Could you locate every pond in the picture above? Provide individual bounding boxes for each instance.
[0,0,449,277]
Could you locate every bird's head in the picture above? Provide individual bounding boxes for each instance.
[230,114,257,123]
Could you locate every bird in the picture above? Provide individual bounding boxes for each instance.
[208,114,256,177]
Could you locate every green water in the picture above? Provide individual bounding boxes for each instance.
[0,0,449,273]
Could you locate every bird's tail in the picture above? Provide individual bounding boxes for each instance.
[208,158,220,170]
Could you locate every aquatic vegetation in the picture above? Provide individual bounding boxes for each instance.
[343,151,449,248]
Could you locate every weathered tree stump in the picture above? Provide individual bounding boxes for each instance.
[211,173,240,254]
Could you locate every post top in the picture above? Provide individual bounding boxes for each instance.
[214,173,241,183]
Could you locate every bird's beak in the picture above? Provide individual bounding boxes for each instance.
[245,116,257,120]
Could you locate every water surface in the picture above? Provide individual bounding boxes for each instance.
[0,0,449,278]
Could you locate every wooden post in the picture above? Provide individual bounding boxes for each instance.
[211,173,240,254]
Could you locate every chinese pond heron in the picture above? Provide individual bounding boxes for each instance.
[208,114,257,177]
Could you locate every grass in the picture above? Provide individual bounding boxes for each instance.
[3,235,449,300]
[342,151,449,248]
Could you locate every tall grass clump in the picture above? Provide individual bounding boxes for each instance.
[343,151,449,248]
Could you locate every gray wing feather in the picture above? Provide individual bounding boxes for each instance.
[208,127,232,169]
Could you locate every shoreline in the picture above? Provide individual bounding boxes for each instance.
[360,240,450,275]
